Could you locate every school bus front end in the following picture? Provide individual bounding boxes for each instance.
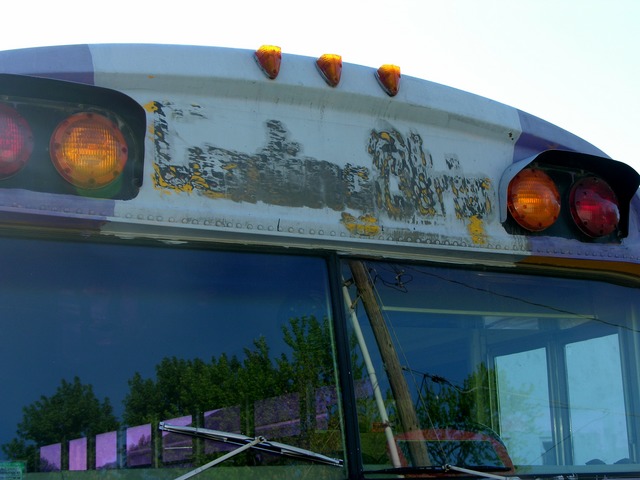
[0,44,639,480]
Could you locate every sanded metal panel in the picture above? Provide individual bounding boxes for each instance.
[130,95,515,251]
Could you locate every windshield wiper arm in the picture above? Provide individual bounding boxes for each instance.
[158,422,343,468]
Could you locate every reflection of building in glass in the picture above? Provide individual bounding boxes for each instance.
[39,443,61,472]
[95,431,118,469]
[69,437,87,471]
[162,415,192,464]
[316,385,339,430]
[255,387,340,439]
[126,424,152,467]
[204,407,241,453]
[255,393,301,438]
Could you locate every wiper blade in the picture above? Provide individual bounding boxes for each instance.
[444,464,518,480]
[369,464,515,479]
[158,422,343,468]
[368,465,448,474]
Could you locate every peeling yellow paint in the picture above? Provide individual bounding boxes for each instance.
[152,163,171,190]
[144,101,159,113]
[341,212,381,236]
[468,215,487,245]
[202,191,227,199]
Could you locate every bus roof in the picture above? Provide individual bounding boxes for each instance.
[0,44,637,273]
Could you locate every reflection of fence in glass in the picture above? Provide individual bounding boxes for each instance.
[204,407,241,454]
[256,393,301,438]
[255,387,339,438]
[162,415,192,464]
[69,437,87,471]
[316,385,339,430]
[126,424,152,467]
[39,443,61,472]
[36,384,346,472]
[95,431,118,469]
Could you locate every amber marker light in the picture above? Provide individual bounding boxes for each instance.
[569,176,619,238]
[316,54,342,87]
[0,104,33,178]
[255,45,282,79]
[376,64,401,96]
[50,112,128,190]
[507,168,560,232]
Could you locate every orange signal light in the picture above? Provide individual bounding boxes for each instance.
[316,54,342,87]
[376,64,401,96]
[507,168,560,232]
[255,45,282,79]
[50,112,128,190]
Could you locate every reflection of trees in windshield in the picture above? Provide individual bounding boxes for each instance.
[125,315,335,445]
[2,377,118,471]
[3,315,341,472]
[410,364,497,431]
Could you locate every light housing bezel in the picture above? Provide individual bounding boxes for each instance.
[0,74,145,199]
[500,150,640,241]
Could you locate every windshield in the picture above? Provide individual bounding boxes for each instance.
[0,237,344,479]
[343,260,640,477]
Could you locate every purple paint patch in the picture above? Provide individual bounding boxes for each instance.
[631,196,640,235]
[0,44,94,84]
[0,189,115,220]
[515,110,607,162]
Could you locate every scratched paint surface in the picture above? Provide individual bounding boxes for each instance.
[150,101,494,245]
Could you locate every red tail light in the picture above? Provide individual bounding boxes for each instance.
[0,104,33,178]
[569,176,619,238]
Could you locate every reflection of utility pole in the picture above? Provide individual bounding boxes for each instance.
[348,260,431,467]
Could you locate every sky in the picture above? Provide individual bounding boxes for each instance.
[2,0,639,172]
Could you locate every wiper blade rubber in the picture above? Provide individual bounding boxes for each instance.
[445,464,518,480]
[369,464,515,479]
